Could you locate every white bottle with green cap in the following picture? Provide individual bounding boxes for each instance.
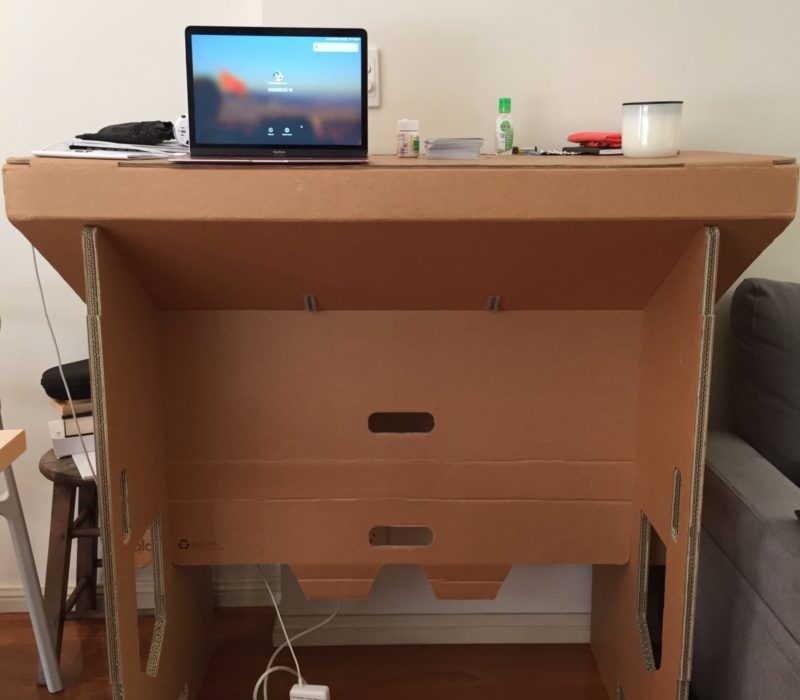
[495,97,514,155]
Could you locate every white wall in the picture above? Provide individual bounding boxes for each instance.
[1,0,798,637]
[267,0,800,626]
[0,1,261,605]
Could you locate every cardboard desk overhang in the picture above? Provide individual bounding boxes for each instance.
[3,151,797,700]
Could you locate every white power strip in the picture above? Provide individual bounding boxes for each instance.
[290,684,330,700]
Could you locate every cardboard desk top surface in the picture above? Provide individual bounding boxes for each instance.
[3,150,797,305]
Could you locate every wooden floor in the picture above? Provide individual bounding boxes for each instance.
[1,609,609,699]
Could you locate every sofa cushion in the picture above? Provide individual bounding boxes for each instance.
[703,431,800,646]
[694,529,800,700]
[731,278,800,486]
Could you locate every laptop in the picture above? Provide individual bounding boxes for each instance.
[176,26,368,163]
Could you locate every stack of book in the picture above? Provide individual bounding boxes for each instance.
[424,138,483,160]
[48,399,96,479]
[41,360,96,479]
[48,399,94,456]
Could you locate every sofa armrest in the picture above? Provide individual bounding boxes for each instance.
[705,430,800,558]
[703,430,800,644]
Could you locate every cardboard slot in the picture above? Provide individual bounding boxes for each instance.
[671,468,682,543]
[368,412,435,434]
[485,294,501,312]
[303,294,318,312]
[133,517,166,678]
[120,469,130,545]
[369,526,433,547]
[616,683,626,700]
[636,514,667,672]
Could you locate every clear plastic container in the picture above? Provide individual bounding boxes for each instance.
[397,119,420,158]
[495,98,514,155]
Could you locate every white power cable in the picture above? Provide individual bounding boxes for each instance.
[257,602,342,700]
[259,565,303,683]
[32,246,96,479]
[253,566,341,700]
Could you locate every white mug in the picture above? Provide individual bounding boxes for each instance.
[622,101,683,158]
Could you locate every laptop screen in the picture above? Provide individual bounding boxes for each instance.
[185,27,367,157]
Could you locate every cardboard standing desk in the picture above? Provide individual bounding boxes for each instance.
[3,152,798,700]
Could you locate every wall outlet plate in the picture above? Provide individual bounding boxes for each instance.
[367,47,380,108]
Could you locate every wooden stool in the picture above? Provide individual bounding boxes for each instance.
[37,449,102,685]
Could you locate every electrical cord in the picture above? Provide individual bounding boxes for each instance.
[32,246,96,480]
[253,566,341,700]
[256,601,342,700]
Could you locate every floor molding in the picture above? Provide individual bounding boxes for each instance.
[2,582,590,647]
[274,612,591,646]
[0,573,280,614]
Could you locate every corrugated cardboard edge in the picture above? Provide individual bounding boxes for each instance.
[83,224,125,699]
[676,225,719,698]
[589,224,718,700]
[635,512,657,674]
[84,225,215,699]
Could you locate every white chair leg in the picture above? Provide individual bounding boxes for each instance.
[0,466,64,693]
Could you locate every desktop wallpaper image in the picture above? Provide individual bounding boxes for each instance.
[191,34,363,146]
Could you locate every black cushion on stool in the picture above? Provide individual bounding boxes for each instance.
[40,359,91,401]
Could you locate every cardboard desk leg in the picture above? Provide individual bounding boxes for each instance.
[83,226,213,700]
[591,227,718,700]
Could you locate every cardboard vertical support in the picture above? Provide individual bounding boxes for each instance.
[591,226,718,700]
[83,226,213,700]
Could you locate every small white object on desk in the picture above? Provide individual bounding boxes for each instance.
[621,101,683,158]
[32,139,188,160]
[424,137,483,160]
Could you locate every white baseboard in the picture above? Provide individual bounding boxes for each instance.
[0,572,281,614]
[274,612,591,646]
[2,582,590,647]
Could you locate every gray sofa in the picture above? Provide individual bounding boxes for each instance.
[693,279,800,700]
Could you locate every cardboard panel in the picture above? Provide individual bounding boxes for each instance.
[4,154,796,306]
[71,220,699,311]
[591,227,718,700]
[160,311,640,461]
[168,498,630,587]
[169,459,633,502]
[2,155,792,700]
[161,310,637,589]
[84,228,213,700]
